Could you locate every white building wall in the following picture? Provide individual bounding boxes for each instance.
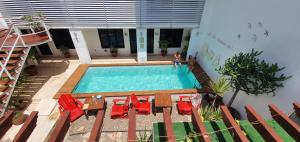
[153,28,191,56]
[136,28,147,62]
[188,0,300,118]
[0,13,8,28]
[81,29,131,57]
[153,28,161,55]
[69,29,91,63]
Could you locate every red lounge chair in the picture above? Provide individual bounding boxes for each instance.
[111,96,130,119]
[58,94,85,122]
[130,94,151,114]
[177,96,193,115]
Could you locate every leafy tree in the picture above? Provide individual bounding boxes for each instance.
[217,49,291,107]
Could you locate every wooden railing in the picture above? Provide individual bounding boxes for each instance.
[12,111,38,142]
[245,106,283,142]
[268,104,300,141]
[293,103,300,118]
[191,107,211,142]
[0,110,14,139]
[163,108,176,142]
[48,111,70,142]
[88,109,105,142]
[220,106,249,142]
[127,109,136,142]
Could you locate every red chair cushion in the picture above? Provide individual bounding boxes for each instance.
[69,107,85,122]
[111,105,126,116]
[58,94,77,110]
[178,101,193,114]
[136,102,151,112]
[58,94,84,122]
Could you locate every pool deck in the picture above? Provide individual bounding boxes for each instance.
[54,62,212,99]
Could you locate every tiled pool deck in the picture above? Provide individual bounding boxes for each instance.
[0,56,211,142]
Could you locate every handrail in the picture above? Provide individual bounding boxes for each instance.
[0,24,15,49]
[13,20,44,26]
[0,35,20,79]
[20,30,47,36]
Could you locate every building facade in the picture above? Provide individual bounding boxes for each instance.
[0,0,205,63]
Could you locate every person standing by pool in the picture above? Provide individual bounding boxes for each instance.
[188,55,196,71]
[173,52,181,68]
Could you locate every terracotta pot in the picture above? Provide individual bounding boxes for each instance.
[228,107,241,120]
[14,99,30,111]
[161,50,167,56]
[64,52,71,58]
[12,113,26,125]
[25,65,38,76]
[111,51,118,57]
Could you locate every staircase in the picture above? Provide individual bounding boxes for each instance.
[0,19,51,117]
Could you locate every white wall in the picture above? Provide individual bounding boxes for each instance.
[136,28,147,62]
[153,28,191,55]
[0,13,8,28]
[81,29,131,57]
[69,29,91,63]
[188,0,300,118]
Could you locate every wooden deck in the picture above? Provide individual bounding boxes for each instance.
[54,62,210,99]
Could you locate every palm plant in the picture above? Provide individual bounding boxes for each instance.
[137,131,149,142]
[209,76,231,106]
[198,106,222,121]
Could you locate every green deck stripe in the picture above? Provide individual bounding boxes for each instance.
[204,121,219,142]
[204,121,234,142]
[239,120,265,142]
[266,120,296,142]
[153,122,199,142]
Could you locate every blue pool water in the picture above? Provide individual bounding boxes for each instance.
[72,65,201,93]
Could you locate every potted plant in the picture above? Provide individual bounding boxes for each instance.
[160,40,168,56]
[110,47,118,57]
[12,112,26,125]
[59,46,70,58]
[217,49,291,118]
[25,48,39,76]
[209,76,231,107]
[181,34,190,60]
[20,12,45,34]
[198,106,222,121]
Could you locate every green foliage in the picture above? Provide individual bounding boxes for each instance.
[198,106,222,121]
[20,13,44,30]
[210,76,231,97]
[14,111,23,119]
[217,49,291,96]
[185,131,197,142]
[159,40,169,51]
[137,131,149,142]
[59,46,69,54]
[110,47,118,53]
[28,47,38,60]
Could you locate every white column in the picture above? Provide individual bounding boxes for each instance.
[186,28,201,60]
[122,29,131,56]
[153,28,161,55]
[47,41,63,57]
[69,29,92,63]
[136,28,147,62]
[0,13,8,28]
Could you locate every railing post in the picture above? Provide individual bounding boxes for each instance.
[127,109,136,142]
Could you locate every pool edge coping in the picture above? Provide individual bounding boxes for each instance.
[54,62,212,99]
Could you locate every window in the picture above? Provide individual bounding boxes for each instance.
[50,29,75,49]
[160,29,183,48]
[98,29,125,48]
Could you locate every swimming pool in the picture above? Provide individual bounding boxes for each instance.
[72,65,201,93]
